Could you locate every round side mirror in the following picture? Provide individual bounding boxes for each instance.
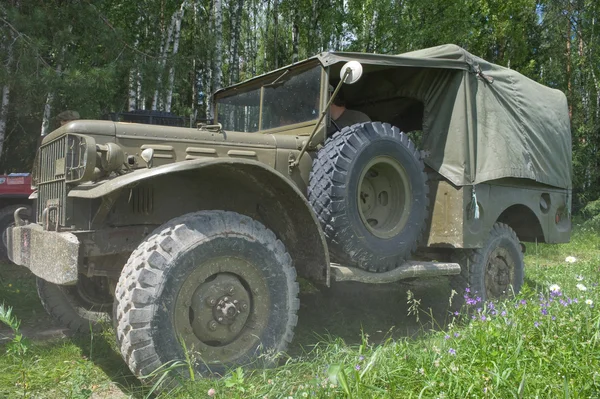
[340,61,363,84]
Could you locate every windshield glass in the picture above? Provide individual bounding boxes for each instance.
[261,66,321,130]
[216,64,322,132]
[217,87,260,132]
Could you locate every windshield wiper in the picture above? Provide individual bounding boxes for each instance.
[264,69,290,87]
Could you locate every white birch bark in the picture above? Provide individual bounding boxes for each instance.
[209,0,223,120]
[165,2,188,112]
[128,16,143,111]
[40,64,61,137]
[152,13,177,110]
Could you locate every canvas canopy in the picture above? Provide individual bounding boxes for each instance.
[318,44,572,190]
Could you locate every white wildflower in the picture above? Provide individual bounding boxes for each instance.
[586,299,593,305]
[549,284,561,292]
[565,256,577,263]
[576,284,587,291]
[576,275,584,281]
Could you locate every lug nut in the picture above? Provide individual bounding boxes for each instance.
[224,297,229,302]
[218,317,223,322]
[206,297,216,306]
[233,300,238,304]
[208,321,218,331]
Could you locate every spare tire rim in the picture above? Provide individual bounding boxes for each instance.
[357,156,411,239]
[485,247,515,298]
[174,257,270,364]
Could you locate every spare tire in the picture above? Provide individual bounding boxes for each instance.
[308,122,428,272]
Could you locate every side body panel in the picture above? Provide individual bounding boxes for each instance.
[425,177,570,248]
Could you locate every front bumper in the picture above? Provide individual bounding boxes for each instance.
[8,223,79,285]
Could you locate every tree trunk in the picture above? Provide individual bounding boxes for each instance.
[263,0,271,71]
[292,8,299,63]
[209,0,223,120]
[273,0,278,69]
[0,42,13,159]
[230,0,244,84]
[166,2,188,112]
[128,16,143,111]
[152,12,177,111]
[40,63,62,137]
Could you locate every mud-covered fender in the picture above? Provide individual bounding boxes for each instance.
[70,158,331,284]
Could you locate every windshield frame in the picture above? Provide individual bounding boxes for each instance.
[214,60,328,135]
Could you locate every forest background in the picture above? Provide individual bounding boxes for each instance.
[1,0,598,210]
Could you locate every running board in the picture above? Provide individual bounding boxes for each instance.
[330,261,461,284]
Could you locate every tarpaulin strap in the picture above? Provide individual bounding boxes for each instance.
[471,186,480,220]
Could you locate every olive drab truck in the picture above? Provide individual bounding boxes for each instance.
[7,44,571,380]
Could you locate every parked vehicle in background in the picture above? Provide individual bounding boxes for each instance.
[6,44,572,382]
[0,173,33,261]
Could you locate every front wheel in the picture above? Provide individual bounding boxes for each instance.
[451,223,524,301]
[114,210,300,379]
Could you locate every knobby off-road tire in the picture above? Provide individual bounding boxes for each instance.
[309,122,428,272]
[36,276,112,333]
[0,204,31,262]
[451,223,524,301]
[114,210,300,380]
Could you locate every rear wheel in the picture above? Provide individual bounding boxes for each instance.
[114,210,299,379]
[451,223,524,301]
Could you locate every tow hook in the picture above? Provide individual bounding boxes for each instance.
[14,207,29,226]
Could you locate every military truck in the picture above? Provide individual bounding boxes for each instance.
[7,44,571,380]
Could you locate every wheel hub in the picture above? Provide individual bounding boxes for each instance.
[190,274,250,345]
[357,156,410,238]
[485,247,514,298]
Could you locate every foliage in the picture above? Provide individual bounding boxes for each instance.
[0,0,599,208]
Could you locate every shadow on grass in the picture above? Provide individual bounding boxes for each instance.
[70,331,146,398]
[291,276,461,355]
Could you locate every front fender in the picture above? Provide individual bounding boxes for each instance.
[70,157,331,284]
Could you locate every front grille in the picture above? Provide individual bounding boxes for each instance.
[37,135,68,227]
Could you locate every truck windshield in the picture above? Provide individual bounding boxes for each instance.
[216,65,322,132]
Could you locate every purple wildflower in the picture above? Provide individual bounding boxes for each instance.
[541,308,548,316]
[520,299,527,306]
[454,332,460,338]
[444,335,450,340]
[534,321,539,327]
[448,348,456,356]
[476,296,482,303]
[466,298,477,306]
[488,302,495,310]
[552,316,556,320]
[477,307,482,313]
[454,311,460,316]
[465,287,471,293]
[358,356,364,362]
[355,365,361,371]
[481,315,487,321]
[501,311,507,316]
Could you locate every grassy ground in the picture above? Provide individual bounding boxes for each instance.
[1,225,599,398]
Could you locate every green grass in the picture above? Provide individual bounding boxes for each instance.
[1,225,600,398]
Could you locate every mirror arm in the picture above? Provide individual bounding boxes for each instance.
[290,68,351,170]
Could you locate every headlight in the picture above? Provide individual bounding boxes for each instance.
[64,134,96,183]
